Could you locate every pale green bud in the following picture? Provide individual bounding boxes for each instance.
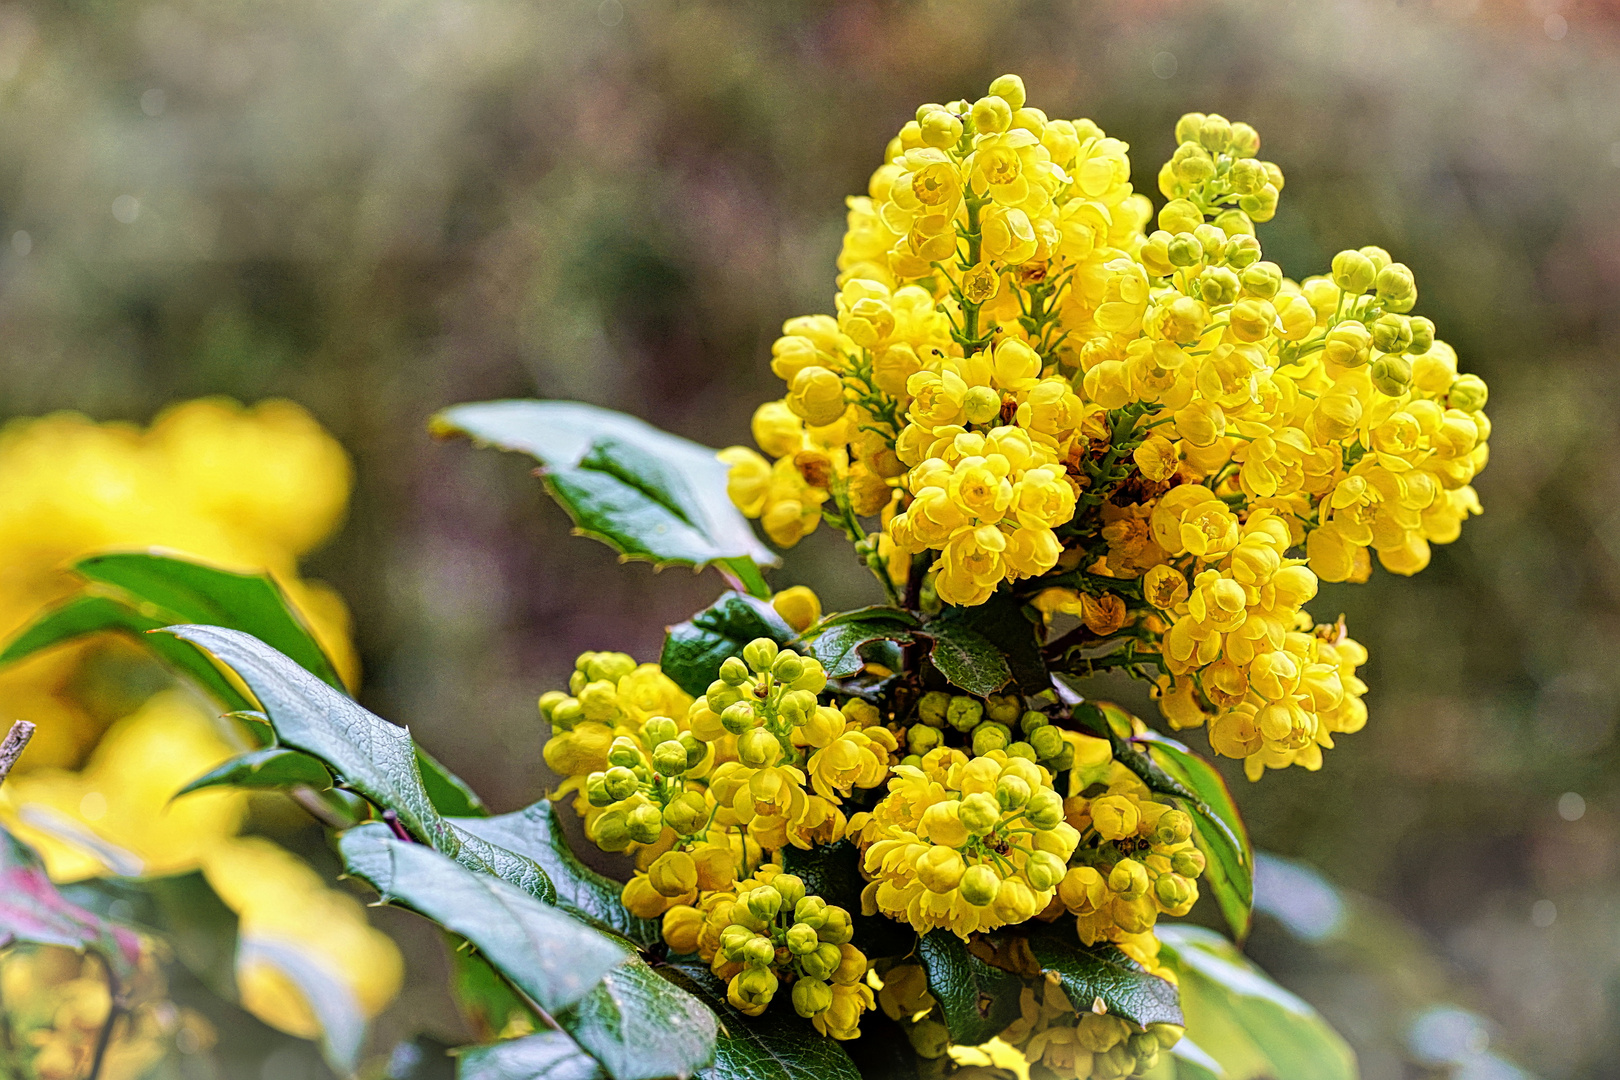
[1025,850,1067,891]
[800,942,841,980]
[1025,788,1065,830]
[1370,355,1413,397]
[997,775,1032,811]
[1239,261,1282,300]
[987,74,1026,110]
[1005,741,1036,762]
[1109,858,1150,899]
[786,922,820,956]
[604,765,640,801]
[1167,233,1203,268]
[771,651,805,683]
[1408,315,1436,354]
[959,792,1002,836]
[917,691,951,728]
[816,907,853,945]
[791,977,833,1018]
[1223,232,1261,266]
[1153,809,1194,846]
[1029,724,1065,761]
[946,696,984,732]
[719,924,752,961]
[970,94,1012,134]
[738,728,782,768]
[652,740,689,777]
[626,802,664,845]
[1172,848,1206,877]
[719,656,751,686]
[643,716,678,747]
[722,701,758,736]
[1371,313,1413,354]
[971,721,1010,757]
[1323,321,1372,368]
[919,108,963,149]
[773,874,806,909]
[742,935,777,968]
[794,896,828,929]
[1447,373,1488,413]
[744,885,783,923]
[1199,266,1240,306]
[743,638,779,673]
[959,864,1000,906]
[908,724,943,755]
[963,385,1002,425]
[585,774,614,807]
[607,737,642,769]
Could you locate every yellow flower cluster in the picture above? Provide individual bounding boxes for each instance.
[664,864,873,1040]
[0,944,212,1080]
[850,746,1079,939]
[0,399,401,1046]
[999,977,1184,1080]
[722,75,1490,780]
[1056,747,1207,952]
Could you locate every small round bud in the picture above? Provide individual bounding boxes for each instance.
[742,935,777,968]
[1158,199,1204,235]
[963,385,1003,425]
[987,74,1026,110]
[719,656,751,686]
[738,727,782,768]
[908,724,943,755]
[678,732,705,769]
[743,638,779,673]
[604,765,640,802]
[1223,232,1262,267]
[997,774,1032,811]
[585,774,614,807]
[1199,265,1240,306]
[1153,809,1194,846]
[984,694,1020,724]
[791,977,833,1018]
[722,701,758,736]
[744,885,783,923]
[550,697,583,729]
[959,864,1001,906]
[1447,373,1488,412]
[1025,788,1065,830]
[1005,741,1036,762]
[1198,113,1232,153]
[648,851,698,897]
[816,906,854,945]
[1172,848,1207,877]
[970,94,1012,134]
[917,691,951,728]
[1323,321,1372,368]
[786,922,820,956]
[909,1018,951,1059]
[1167,233,1203,268]
[1156,873,1195,908]
[800,942,842,980]
[1049,744,1076,772]
[946,695,984,732]
[1408,315,1436,354]
[1175,112,1207,145]
[791,657,828,694]
[771,651,805,683]
[919,108,963,149]
[663,791,708,834]
[794,896,828,928]
[607,737,642,769]
[1239,261,1282,300]
[1170,141,1215,185]
[706,680,742,712]
[1108,858,1150,899]
[652,740,689,777]
[1241,182,1279,222]
[627,803,664,844]
[1375,262,1417,310]
[591,809,630,851]
[1332,250,1376,295]
[1370,355,1413,397]
[538,690,567,722]
[1025,850,1067,891]
[1229,157,1267,195]
[773,874,807,909]
[643,716,678,747]
[730,967,779,1013]
[1229,121,1260,156]
[959,792,1002,836]
[719,924,753,961]
[971,721,1011,757]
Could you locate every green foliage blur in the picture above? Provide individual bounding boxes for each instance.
[2,1,1617,1077]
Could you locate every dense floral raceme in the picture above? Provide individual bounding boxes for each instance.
[721,74,1488,780]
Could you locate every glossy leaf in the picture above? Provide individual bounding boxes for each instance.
[1135,730,1253,942]
[915,930,1024,1046]
[660,591,794,697]
[457,1032,604,1080]
[0,826,146,982]
[449,939,539,1041]
[166,626,548,900]
[658,962,860,1080]
[1023,922,1183,1028]
[432,400,775,572]
[557,956,717,1080]
[176,747,333,797]
[930,594,1048,696]
[1157,925,1355,1080]
[341,825,624,1015]
[800,609,917,679]
[450,800,660,950]
[921,620,1011,697]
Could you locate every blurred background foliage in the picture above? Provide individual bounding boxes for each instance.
[1,0,1618,1077]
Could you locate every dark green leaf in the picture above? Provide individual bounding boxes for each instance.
[1157,925,1354,1080]
[0,594,252,711]
[1135,731,1252,942]
[432,400,775,571]
[801,616,915,679]
[778,841,915,960]
[661,592,794,698]
[716,556,772,600]
[658,962,861,1080]
[929,594,1048,696]
[457,1032,605,1080]
[176,747,333,797]
[1022,922,1183,1028]
[557,956,717,1080]
[921,621,1010,697]
[450,800,660,950]
[165,626,550,900]
[813,607,921,631]
[0,827,148,983]
[340,825,625,1015]
[915,930,1024,1046]
[76,551,346,690]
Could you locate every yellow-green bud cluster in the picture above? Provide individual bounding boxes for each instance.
[1001,978,1184,1080]
[910,690,1074,772]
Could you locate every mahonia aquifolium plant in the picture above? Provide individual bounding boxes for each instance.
[535,73,1488,1079]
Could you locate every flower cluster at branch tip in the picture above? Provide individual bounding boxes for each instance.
[721,73,1489,779]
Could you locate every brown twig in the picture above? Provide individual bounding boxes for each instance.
[0,722,35,788]
[84,953,125,1080]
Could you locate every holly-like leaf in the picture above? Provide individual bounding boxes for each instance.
[0,826,146,983]
[450,800,660,950]
[166,626,546,900]
[778,841,916,961]
[920,620,1011,697]
[1023,922,1183,1028]
[915,930,1024,1046]
[1157,925,1355,1080]
[557,956,718,1080]
[661,592,794,698]
[432,400,775,574]
[930,594,1048,696]
[340,825,624,1015]
[658,962,861,1080]
[800,608,918,679]
[1135,730,1253,942]
[457,1032,605,1080]
[176,747,334,797]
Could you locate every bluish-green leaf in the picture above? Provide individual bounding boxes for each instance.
[557,956,717,1080]
[1157,925,1355,1080]
[1135,730,1252,942]
[451,800,659,950]
[929,593,1047,696]
[340,825,624,1015]
[432,400,775,572]
[658,963,860,1080]
[176,747,333,797]
[920,620,1010,697]
[800,609,917,679]
[166,626,547,900]
[660,591,794,698]
[457,1032,604,1080]
[1023,922,1184,1028]
[915,930,1024,1046]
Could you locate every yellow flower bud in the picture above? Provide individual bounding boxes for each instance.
[970,94,1012,134]
[1108,858,1150,899]
[662,905,704,954]
[915,845,967,893]
[786,366,847,427]
[988,74,1027,110]
[1158,199,1203,235]
[960,864,1001,906]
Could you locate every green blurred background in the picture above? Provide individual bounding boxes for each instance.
[3,0,1618,1076]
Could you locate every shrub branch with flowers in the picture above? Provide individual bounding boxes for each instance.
[0,74,1487,1080]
